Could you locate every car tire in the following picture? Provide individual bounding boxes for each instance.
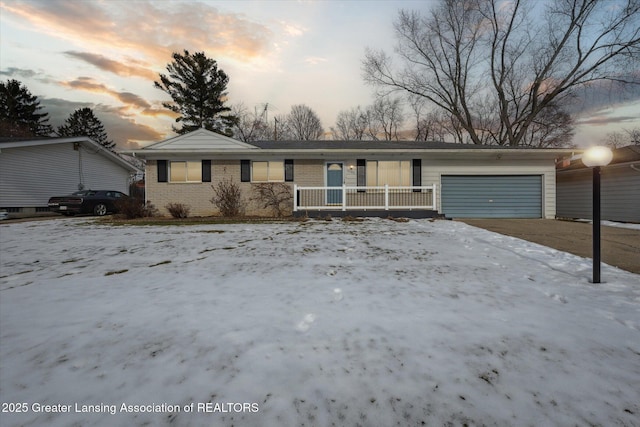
[94,203,108,216]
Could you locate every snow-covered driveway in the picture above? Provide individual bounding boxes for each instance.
[1,218,638,426]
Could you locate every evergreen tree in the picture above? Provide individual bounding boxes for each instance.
[0,79,53,137]
[155,50,237,135]
[57,107,115,150]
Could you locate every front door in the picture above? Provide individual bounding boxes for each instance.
[326,163,343,205]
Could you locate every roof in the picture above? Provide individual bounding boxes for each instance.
[125,129,577,161]
[0,136,142,173]
[143,128,258,150]
[557,145,640,171]
[248,140,505,150]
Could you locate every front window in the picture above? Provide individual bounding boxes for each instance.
[366,161,411,186]
[252,161,284,182]
[170,161,202,182]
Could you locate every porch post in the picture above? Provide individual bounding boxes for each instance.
[342,185,347,211]
[293,184,298,212]
[432,184,437,210]
[384,184,389,210]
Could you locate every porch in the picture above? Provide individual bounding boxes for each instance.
[293,184,440,218]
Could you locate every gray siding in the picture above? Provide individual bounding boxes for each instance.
[557,165,640,222]
[0,143,131,208]
[442,175,543,218]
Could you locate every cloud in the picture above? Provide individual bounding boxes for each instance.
[63,52,157,81]
[304,57,328,66]
[570,77,640,117]
[0,67,37,78]
[58,77,176,119]
[1,0,274,64]
[576,114,640,126]
[281,22,307,37]
[41,97,166,149]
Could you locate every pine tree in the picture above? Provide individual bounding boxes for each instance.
[57,108,115,150]
[155,50,237,135]
[0,79,53,137]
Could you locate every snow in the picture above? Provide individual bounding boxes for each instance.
[571,219,640,230]
[602,220,640,230]
[1,217,639,426]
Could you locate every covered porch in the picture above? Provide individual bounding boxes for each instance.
[293,184,440,218]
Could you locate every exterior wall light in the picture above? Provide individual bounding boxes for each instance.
[581,146,613,283]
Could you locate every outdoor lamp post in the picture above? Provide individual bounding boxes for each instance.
[582,146,613,283]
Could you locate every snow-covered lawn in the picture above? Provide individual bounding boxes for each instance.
[1,217,638,427]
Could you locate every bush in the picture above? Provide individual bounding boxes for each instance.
[250,183,293,217]
[115,197,158,219]
[165,203,190,219]
[210,179,245,217]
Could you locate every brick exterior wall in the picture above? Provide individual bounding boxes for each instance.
[146,159,325,217]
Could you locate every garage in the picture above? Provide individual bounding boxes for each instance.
[441,175,543,218]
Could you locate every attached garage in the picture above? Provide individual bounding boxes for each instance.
[441,175,543,218]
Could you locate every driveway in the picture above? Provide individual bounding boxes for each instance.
[459,219,640,274]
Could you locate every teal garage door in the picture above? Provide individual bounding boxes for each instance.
[441,175,542,218]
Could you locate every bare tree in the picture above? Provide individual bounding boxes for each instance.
[408,96,449,141]
[363,0,640,147]
[232,103,271,142]
[627,127,640,145]
[606,126,640,147]
[331,106,368,140]
[365,97,405,140]
[285,104,324,140]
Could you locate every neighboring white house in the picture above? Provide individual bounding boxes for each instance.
[0,136,141,217]
[557,145,640,223]
[128,129,577,219]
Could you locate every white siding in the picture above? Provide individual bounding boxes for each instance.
[0,143,132,208]
[557,165,640,222]
[150,129,258,151]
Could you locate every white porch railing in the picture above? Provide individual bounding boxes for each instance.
[293,184,437,212]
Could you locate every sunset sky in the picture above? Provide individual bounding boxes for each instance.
[1,0,638,149]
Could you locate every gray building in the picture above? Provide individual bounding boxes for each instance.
[556,145,640,223]
[0,137,141,217]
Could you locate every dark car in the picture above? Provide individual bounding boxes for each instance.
[48,190,128,216]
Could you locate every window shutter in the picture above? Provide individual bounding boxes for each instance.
[357,159,366,192]
[202,160,211,182]
[240,160,251,182]
[284,159,294,182]
[412,159,422,192]
[157,160,168,182]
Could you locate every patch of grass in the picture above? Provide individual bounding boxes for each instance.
[386,216,410,223]
[62,258,82,264]
[10,270,34,276]
[149,260,171,267]
[100,216,295,226]
[104,269,128,276]
[193,230,225,234]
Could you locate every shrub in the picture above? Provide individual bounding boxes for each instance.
[210,179,245,217]
[115,197,158,219]
[165,203,190,219]
[250,183,293,217]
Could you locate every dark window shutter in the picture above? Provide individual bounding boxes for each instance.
[240,160,251,182]
[157,160,168,182]
[202,160,211,182]
[412,159,422,192]
[284,159,294,182]
[357,159,366,192]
